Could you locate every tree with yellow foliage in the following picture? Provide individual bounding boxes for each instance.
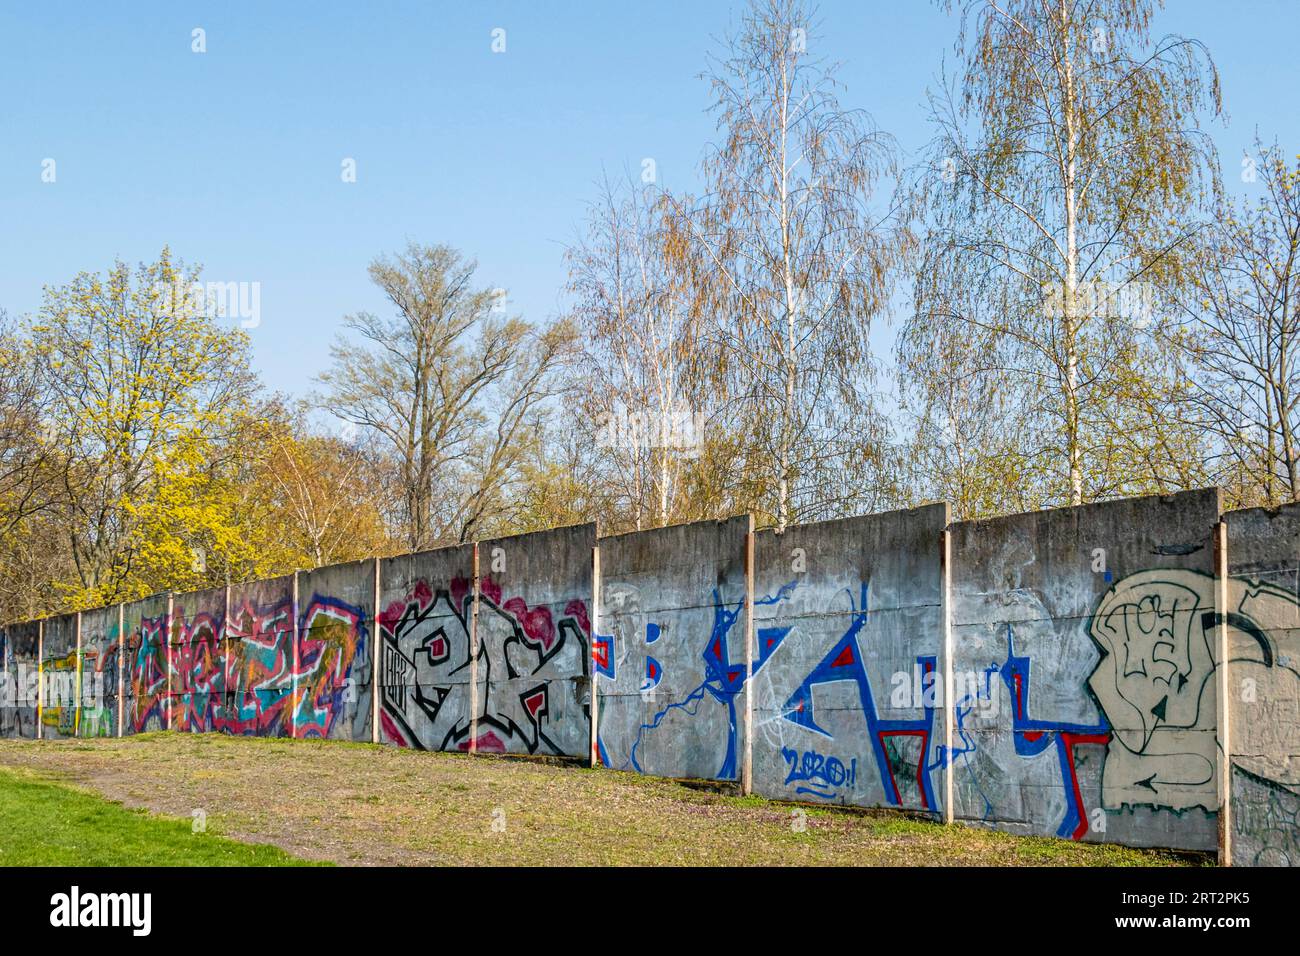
[30,248,258,607]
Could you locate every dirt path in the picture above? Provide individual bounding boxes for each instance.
[0,735,1196,866]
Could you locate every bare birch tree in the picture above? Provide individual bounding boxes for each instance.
[694,0,903,531]
[898,273,1054,518]
[565,173,717,530]
[903,0,1221,507]
[0,311,66,621]
[1175,137,1300,506]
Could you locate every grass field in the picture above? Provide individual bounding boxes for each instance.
[0,735,1203,866]
[0,765,319,866]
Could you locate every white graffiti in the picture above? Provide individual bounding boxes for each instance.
[1088,569,1300,814]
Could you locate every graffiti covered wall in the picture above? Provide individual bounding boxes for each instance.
[950,489,1222,851]
[41,613,78,739]
[595,516,750,780]
[476,525,596,757]
[1223,504,1300,866]
[750,505,949,813]
[294,560,373,741]
[378,544,477,750]
[169,587,226,734]
[78,606,121,738]
[223,576,295,737]
[124,594,169,735]
[1,621,38,739]
[0,627,6,737]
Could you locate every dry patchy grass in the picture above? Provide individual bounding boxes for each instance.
[0,735,1200,867]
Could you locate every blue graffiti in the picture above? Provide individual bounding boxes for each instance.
[641,655,663,692]
[781,746,857,799]
[614,583,796,780]
[781,583,939,812]
[942,624,1111,839]
[934,662,1000,819]
[1000,624,1110,838]
[593,633,615,679]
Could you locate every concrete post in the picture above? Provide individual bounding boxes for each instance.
[73,610,82,738]
[35,619,43,740]
[1214,519,1232,866]
[290,571,300,739]
[371,556,381,745]
[165,592,174,731]
[742,514,755,795]
[116,603,125,738]
[469,543,480,755]
[223,583,231,737]
[940,504,954,825]
[590,542,602,768]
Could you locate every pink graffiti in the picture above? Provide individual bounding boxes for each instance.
[457,730,506,753]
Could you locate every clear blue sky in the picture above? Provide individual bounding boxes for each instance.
[1,1,1296,399]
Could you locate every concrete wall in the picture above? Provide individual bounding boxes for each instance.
[41,613,78,739]
[476,525,596,757]
[595,516,750,780]
[295,559,373,741]
[224,576,295,737]
[0,626,7,737]
[377,544,477,750]
[1223,504,1300,866]
[2,621,39,738]
[949,489,1222,852]
[78,606,121,738]
[124,594,169,734]
[5,489,1299,865]
[750,504,949,813]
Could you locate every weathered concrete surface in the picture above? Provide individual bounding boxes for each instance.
[950,489,1221,851]
[169,587,226,734]
[596,516,750,780]
[223,576,294,737]
[477,524,596,757]
[1224,504,1300,866]
[377,544,477,750]
[1,621,39,738]
[40,613,78,739]
[751,504,948,813]
[295,559,373,741]
[77,606,121,738]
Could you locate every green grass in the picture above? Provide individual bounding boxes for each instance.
[0,766,325,867]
